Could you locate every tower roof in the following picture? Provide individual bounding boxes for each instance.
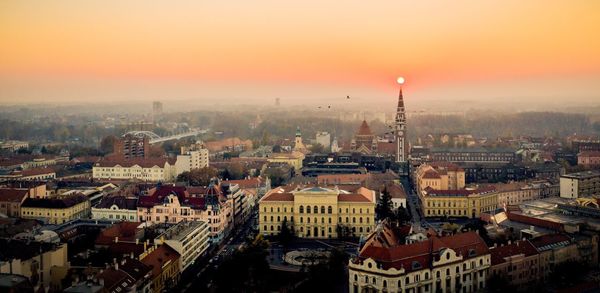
[296,126,302,137]
[357,120,373,136]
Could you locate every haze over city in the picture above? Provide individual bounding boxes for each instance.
[2,2,600,293]
[1,0,600,108]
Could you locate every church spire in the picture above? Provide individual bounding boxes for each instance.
[395,77,407,163]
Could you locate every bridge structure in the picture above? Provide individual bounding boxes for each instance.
[123,129,209,144]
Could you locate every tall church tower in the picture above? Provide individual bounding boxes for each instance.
[395,78,408,163]
[294,126,307,153]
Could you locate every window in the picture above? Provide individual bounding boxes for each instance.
[321,206,325,214]
[300,206,304,213]
[328,206,332,214]
[314,206,318,213]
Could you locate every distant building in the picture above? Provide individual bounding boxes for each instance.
[350,120,378,155]
[154,221,210,271]
[0,183,46,217]
[0,141,29,152]
[152,101,163,117]
[315,131,331,150]
[267,151,305,172]
[578,151,600,167]
[428,147,517,164]
[317,173,370,185]
[259,185,376,238]
[560,170,600,198]
[348,229,490,293]
[21,194,90,224]
[177,141,210,172]
[0,167,56,181]
[204,137,253,156]
[92,157,178,182]
[113,134,150,159]
[415,162,465,196]
[293,127,308,153]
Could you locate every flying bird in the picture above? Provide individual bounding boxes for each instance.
[346,95,350,99]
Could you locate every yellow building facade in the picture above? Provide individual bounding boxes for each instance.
[267,151,305,172]
[415,162,465,196]
[259,185,376,238]
[422,187,497,218]
[21,195,91,224]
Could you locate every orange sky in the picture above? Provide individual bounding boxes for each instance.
[1,0,599,104]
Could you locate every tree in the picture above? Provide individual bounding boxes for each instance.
[376,187,393,220]
[177,167,218,186]
[309,143,325,154]
[278,218,294,247]
[272,145,282,153]
[395,206,411,224]
[297,248,349,292]
[99,135,118,154]
[213,234,270,292]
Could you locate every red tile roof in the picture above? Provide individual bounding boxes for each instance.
[422,170,441,179]
[137,184,217,209]
[357,231,489,272]
[506,212,564,232]
[0,188,29,202]
[141,245,180,279]
[96,222,142,245]
[423,186,496,197]
[357,120,373,136]
[338,194,371,202]
[489,240,539,265]
[579,151,600,157]
[528,234,571,251]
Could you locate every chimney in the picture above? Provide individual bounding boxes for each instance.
[508,240,512,245]
[99,278,104,286]
[136,238,139,245]
[121,259,126,265]
[115,236,119,243]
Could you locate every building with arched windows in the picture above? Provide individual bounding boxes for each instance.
[259,185,376,238]
[349,228,490,293]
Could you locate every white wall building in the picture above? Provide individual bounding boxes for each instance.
[92,158,178,182]
[155,221,211,271]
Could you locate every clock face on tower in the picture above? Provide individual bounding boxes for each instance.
[398,131,404,136]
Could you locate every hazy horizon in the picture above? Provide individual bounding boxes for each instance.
[1,1,600,105]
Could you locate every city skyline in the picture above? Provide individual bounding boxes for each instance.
[1,1,600,104]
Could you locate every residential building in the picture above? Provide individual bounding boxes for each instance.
[421,186,497,218]
[137,184,232,243]
[113,133,150,159]
[0,240,69,291]
[428,147,517,164]
[20,194,91,224]
[140,244,181,292]
[316,131,331,150]
[92,157,178,182]
[177,141,210,172]
[386,182,407,209]
[267,151,305,172]
[154,221,210,271]
[204,137,253,156]
[0,167,56,182]
[578,151,600,166]
[317,173,370,185]
[91,194,138,222]
[348,229,490,293]
[259,185,376,238]
[490,180,558,207]
[0,141,29,152]
[529,234,580,280]
[0,183,46,217]
[220,182,250,228]
[415,162,465,196]
[489,240,541,288]
[559,170,600,198]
